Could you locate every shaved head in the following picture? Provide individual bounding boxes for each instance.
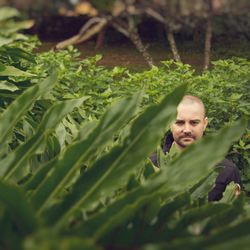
[178,95,206,118]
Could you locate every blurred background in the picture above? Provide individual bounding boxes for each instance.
[1,0,250,69]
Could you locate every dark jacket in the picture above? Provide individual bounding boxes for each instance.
[208,158,242,201]
[150,134,242,202]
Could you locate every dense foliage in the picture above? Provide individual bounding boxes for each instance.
[0,6,250,250]
[23,45,250,191]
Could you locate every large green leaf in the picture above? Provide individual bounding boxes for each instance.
[206,234,250,250]
[0,70,57,147]
[161,203,230,240]
[0,96,88,180]
[0,7,20,22]
[31,92,142,212]
[203,217,250,248]
[163,218,250,250]
[190,171,218,200]
[71,119,246,241]
[0,65,35,76]
[23,230,102,250]
[0,36,14,46]
[151,192,191,230]
[23,158,58,192]
[70,182,167,240]
[43,85,186,229]
[0,47,35,63]
[23,120,98,192]
[0,20,34,36]
[201,197,244,234]
[0,181,37,235]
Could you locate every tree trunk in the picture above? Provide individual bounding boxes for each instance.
[129,30,154,68]
[112,20,154,68]
[95,26,107,49]
[166,28,181,62]
[204,18,212,70]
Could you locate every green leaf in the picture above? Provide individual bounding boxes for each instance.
[219,182,241,203]
[23,158,58,191]
[0,81,19,92]
[152,192,191,230]
[1,20,34,35]
[0,70,57,148]
[195,218,250,249]
[171,203,230,237]
[0,181,37,234]
[0,61,6,71]
[0,96,88,180]
[202,197,244,234]
[190,171,218,201]
[71,182,166,240]
[31,93,142,213]
[72,119,247,240]
[0,36,14,46]
[2,47,35,63]
[45,85,186,228]
[0,65,35,76]
[0,7,20,21]
[23,230,102,250]
[206,235,250,250]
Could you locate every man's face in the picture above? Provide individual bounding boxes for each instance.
[171,102,208,150]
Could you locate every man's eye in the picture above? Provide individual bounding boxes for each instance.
[175,121,184,125]
[190,121,199,126]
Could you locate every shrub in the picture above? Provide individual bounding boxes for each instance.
[0,74,249,249]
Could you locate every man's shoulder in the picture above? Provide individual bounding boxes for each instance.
[217,158,237,169]
[215,158,241,186]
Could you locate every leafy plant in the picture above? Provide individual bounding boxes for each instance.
[0,72,249,249]
[0,6,35,48]
[0,8,249,249]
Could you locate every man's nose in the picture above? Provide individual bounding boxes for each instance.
[182,123,192,133]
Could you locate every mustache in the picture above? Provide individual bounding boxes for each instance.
[180,134,195,139]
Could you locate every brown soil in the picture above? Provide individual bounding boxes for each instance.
[37,40,205,71]
[36,37,250,71]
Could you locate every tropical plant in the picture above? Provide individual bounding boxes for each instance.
[2,28,249,192]
[0,72,249,249]
[0,6,35,47]
[0,7,249,249]
[17,44,248,192]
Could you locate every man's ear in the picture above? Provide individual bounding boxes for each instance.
[204,117,208,130]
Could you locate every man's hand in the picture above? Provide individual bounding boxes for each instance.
[220,182,241,203]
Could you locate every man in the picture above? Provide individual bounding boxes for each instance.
[151,95,242,201]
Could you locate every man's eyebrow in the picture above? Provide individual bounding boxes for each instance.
[190,119,201,122]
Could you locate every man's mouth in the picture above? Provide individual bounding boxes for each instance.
[180,136,195,141]
[181,136,194,139]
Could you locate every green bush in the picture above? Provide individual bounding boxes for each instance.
[24,48,250,192]
[0,73,249,249]
[1,34,249,188]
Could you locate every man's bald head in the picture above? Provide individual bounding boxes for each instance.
[178,95,206,118]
